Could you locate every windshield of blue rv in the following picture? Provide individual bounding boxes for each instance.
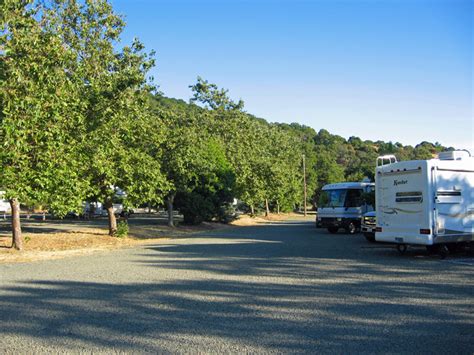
[319,189,363,208]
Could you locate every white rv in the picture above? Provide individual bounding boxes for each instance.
[316,182,375,234]
[375,151,474,254]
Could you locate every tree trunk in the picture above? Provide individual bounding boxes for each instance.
[167,193,175,227]
[265,199,270,217]
[104,197,117,236]
[277,201,280,215]
[10,198,23,250]
[250,204,254,216]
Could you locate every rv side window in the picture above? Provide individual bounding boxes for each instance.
[345,189,363,207]
[395,191,423,203]
[437,190,462,204]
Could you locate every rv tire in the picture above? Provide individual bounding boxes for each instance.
[345,222,357,235]
[328,226,339,234]
[446,243,462,253]
[439,245,449,259]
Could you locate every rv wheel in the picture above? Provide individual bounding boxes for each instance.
[328,226,339,234]
[345,222,357,235]
[439,245,449,259]
[397,244,407,255]
[446,243,461,253]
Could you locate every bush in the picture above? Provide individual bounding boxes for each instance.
[174,159,236,225]
[176,192,213,225]
[116,220,129,238]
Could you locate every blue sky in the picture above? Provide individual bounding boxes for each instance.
[111,0,472,151]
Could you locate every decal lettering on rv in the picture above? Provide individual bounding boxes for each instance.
[393,180,408,186]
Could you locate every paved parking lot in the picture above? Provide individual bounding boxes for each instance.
[0,219,473,353]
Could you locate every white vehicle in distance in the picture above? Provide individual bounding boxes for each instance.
[0,191,10,218]
[316,181,375,234]
[375,150,474,257]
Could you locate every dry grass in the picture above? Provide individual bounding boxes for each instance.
[0,227,168,263]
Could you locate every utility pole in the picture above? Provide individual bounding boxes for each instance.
[303,154,307,217]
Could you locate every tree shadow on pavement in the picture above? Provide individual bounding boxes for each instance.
[0,221,472,353]
[0,276,472,353]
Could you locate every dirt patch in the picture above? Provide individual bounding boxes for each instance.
[230,212,312,226]
[0,228,164,263]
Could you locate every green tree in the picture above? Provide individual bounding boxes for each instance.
[153,98,235,226]
[50,0,166,235]
[189,78,308,216]
[174,138,235,224]
[189,76,244,111]
[263,125,302,214]
[278,123,319,207]
[1,0,88,249]
[158,106,210,227]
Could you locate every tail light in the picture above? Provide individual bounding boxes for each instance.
[420,229,431,235]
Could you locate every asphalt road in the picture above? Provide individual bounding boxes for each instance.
[1,219,473,353]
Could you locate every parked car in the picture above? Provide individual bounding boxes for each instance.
[361,211,376,242]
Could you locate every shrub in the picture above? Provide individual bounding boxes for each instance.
[176,192,213,225]
[116,220,129,238]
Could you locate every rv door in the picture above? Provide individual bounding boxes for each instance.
[434,168,471,237]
